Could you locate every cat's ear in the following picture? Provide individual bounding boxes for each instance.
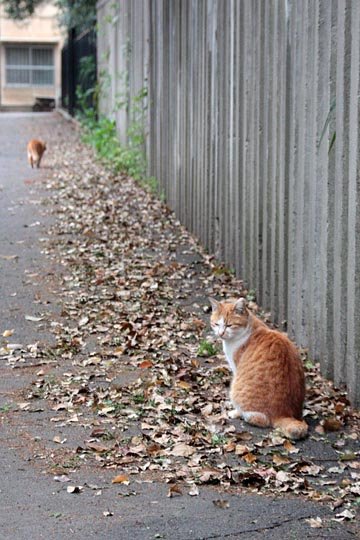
[234,297,246,314]
[209,297,219,311]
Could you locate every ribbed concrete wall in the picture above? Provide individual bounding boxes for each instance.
[97,0,360,406]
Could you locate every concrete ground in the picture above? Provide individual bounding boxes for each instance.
[0,112,357,540]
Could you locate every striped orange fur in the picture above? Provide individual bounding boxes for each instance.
[210,297,308,440]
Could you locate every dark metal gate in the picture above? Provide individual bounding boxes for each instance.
[61,28,97,116]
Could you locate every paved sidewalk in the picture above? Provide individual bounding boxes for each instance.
[0,112,358,540]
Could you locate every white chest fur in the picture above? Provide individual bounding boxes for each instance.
[222,327,251,374]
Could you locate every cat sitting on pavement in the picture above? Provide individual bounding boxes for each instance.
[209,297,308,440]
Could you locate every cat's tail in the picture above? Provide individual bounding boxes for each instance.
[273,417,308,440]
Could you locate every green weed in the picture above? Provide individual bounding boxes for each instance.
[304,357,315,370]
[133,392,145,404]
[76,63,162,195]
[101,400,125,417]
[197,340,217,357]
[211,433,228,446]
[246,289,257,302]
[0,403,12,413]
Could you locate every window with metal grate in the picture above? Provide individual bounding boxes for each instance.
[5,46,54,86]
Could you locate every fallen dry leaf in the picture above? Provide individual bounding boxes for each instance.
[112,474,130,485]
[176,380,191,390]
[167,484,183,497]
[235,431,253,441]
[86,442,109,453]
[323,418,343,432]
[170,443,196,457]
[54,475,71,483]
[243,452,257,464]
[305,517,323,528]
[17,402,30,411]
[78,316,89,327]
[213,499,229,509]
[25,315,43,322]
[66,486,82,494]
[188,484,199,496]
[53,435,67,444]
[272,454,291,466]
[333,509,355,521]
[11,117,359,514]
[139,360,153,369]
[200,404,213,416]
[0,255,18,260]
[235,444,251,456]
[283,440,299,454]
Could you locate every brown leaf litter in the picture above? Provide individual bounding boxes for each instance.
[1,122,359,525]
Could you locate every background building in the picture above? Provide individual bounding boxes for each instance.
[0,2,63,109]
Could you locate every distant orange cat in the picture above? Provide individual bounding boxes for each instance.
[210,297,308,440]
[27,139,46,168]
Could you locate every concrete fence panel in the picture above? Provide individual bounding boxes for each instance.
[97,0,360,406]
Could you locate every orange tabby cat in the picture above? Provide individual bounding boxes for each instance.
[210,297,308,440]
[27,139,46,168]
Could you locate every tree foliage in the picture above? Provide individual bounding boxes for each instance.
[56,0,97,32]
[1,0,97,31]
[1,0,43,20]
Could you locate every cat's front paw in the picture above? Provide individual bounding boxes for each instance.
[228,409,241,419]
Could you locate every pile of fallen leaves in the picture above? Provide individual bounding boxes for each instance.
[2,122,359,524]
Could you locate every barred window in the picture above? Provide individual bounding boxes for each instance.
[5,46,54,86]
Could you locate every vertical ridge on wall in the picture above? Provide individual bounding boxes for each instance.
[318,0,332,378]
[346,0,360,403]
[306,0,319,364]
[259,0,268,310]
[97,0,360,406]
[233,0,243,280]
[333,0,350,388]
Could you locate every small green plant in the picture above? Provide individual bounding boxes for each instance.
[61,455,81,469]
[197,340,217,357]
[246,289,257,302]
[77,66,162,196]
[81,114,142,178]
[147,399,156,408]
[77,55,97,110]
[208,369,227,383]
[49,512,62,519]
[211,433,228,446]
[101,400,125,417]
[304,357,315,370]
[133,392,145,404]
[0,403,12,413]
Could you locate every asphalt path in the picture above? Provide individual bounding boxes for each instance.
[0,112,356,540]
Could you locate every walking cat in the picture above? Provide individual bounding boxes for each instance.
[210,297,308,440]
[27,139,46,168]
